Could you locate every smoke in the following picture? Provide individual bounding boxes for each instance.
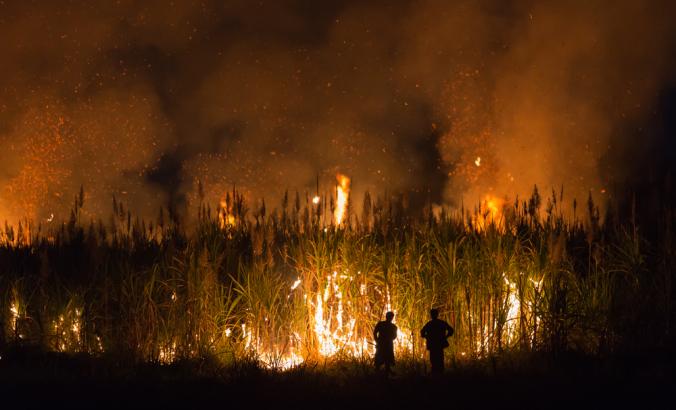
[0,0,674,224]
[403,0,676,209]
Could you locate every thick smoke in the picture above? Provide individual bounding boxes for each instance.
[0,0,674,224]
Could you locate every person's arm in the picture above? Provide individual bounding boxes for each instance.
[392,325,398,340]
[445,322,454,338]
[373,324,379,341]
[420,323,427,338]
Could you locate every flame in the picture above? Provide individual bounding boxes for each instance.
[52,306,84,352]
[218,199,236,227]
[291,278,302,290]
[504,278,520,343]
[237,268,418,369]
[312,271,374,358]
[6,265,533,368]
[312,195,320,205]
[472,195,505,231]
[484,196,502,221]
[260,350,304,370]
[276,270,415,368]
[334,174,350,225]
[9,301,19,334]
[158,341,177,364]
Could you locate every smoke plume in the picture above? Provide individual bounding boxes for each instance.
[0,0,674,224]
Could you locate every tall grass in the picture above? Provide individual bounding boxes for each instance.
[0,186,673,369]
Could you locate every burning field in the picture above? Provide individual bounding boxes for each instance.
[0,179,674,371]
[0,1,675,405]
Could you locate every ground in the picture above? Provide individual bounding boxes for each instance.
[1,347,673,409]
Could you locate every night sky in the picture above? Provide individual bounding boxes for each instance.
[0,0,674,223]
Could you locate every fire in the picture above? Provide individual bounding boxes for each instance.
[334,174,350,225]
[260,350,304,370]
[312,272,364,357]
[484,196,502,220]
[218,199,236,227]
[158,341,177,364]
[9,302,19,334]
[240,269,417,370]
[309,271,412,358]
[52,306,84,352]
[312,195,320,205]
[504,278,520,343]
[472,195,505,231]
[291,278,302,290]
[471,275,537,353]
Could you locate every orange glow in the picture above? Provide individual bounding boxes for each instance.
[472,195,505,231]
[334,174,350,226]
[218,199,236,227]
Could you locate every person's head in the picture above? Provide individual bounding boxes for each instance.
[385,311,395,322]
[430,309,439,319]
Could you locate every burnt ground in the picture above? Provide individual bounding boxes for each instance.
[1,347,674,409]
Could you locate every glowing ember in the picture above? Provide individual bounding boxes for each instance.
[334,174,350,225]
[474,156,481,166]
[312,195,320,205]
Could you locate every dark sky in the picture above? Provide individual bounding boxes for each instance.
[0,0,674,223]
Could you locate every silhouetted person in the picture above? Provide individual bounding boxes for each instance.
[420,309,454,374]
[373,311,397,374]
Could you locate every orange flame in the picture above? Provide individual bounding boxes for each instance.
[334,174,350,225]
[218,199,236,227]
[472,195,505,231]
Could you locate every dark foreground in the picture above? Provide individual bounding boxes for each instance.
[1,348,674,409]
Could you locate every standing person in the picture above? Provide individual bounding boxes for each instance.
[420,308,454,374]
[373,311,397,374]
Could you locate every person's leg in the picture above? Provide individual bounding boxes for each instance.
[429,350,436,373]
[430,349,443,374]
[438,349,445,373]
[386,348,394,375]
